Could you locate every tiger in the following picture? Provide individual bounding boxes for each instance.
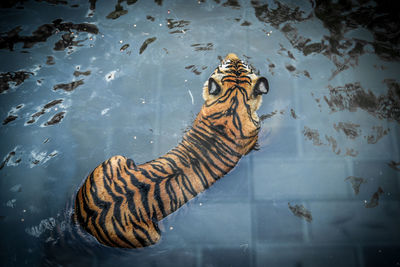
[74,53,269,248]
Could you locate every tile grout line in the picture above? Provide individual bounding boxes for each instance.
[346,157,355,198]
[389,123,400,191]
[243,4,258,266]
[153,55,163,159]
[196,245,202,267]
[294,77,304,158]
[303,200,311,244]
[249,152,257,267]
[356,244,365,267]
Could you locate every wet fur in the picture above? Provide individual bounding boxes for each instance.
[74,53,269,248]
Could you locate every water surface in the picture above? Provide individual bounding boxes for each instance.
[0,0,399,266]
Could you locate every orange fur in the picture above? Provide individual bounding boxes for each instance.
[74,54,269,248]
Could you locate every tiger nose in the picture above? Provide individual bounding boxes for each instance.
[225,53,239,61]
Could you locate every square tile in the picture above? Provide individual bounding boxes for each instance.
[253,159,351,200]
[363,246,400,267]
[308,200,400,244]
[202,247,250,267]
[256,245,359,267]
[254,201,305,243]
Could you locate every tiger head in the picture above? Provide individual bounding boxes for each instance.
[200,53,269,151]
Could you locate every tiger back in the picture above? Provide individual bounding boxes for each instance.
[74,53,269,248]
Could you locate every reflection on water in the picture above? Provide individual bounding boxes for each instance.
[0,0,399,266]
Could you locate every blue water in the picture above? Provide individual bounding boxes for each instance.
[1,0,399,266]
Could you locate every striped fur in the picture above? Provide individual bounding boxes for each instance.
[74,53,269,248]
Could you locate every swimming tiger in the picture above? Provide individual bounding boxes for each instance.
[74,53,269,248]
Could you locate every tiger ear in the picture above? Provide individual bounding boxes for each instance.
[254,77,269,96]
[208,78,221,95]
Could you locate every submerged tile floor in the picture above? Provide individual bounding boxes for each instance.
[0,0,399,266]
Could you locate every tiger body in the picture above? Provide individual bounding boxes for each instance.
[74,53,269,248]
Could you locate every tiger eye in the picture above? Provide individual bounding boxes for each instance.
[208,78,221,95]
[253,77,269,96]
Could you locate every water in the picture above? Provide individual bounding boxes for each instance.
[0,0,399,266]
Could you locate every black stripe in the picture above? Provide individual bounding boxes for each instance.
[181,141,219,183]
[150,161,169,174]
[111,216,136,247]
[138,208,149,227]
[184,132,231,175]
[174,172,190,203]
[191,126,240,164]
[165,175,178,211]
[189,157,210,189]
[87,173,120,247]
[128,169,152,218]
[101,175,126,232]
[120,166,142,223]
[126,215,150,246]
[153,182,167,218]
